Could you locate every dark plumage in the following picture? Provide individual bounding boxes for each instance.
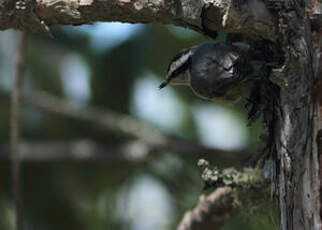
[189,42,252,101]
[159,42,266,103]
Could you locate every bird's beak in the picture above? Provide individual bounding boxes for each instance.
[159,72,190,89]
[159,79,170,89]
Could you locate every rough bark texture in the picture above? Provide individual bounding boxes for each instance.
[0,0,276,40]
[313,20,322,230]
[311,4,322,226]
[266,1,321,229]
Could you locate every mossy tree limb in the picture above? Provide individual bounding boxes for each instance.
[176,159,273,230]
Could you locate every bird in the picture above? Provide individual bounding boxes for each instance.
[159,41,268,105]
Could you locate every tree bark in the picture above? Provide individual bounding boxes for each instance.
[265,1,321,229]
[1,0,276,40]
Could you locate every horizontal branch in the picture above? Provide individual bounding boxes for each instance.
[1,0,277,40]
[0,90,252,161]
[0,139,247,162]
[0,140,161,161]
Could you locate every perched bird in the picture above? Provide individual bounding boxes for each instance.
[159,42,268,105]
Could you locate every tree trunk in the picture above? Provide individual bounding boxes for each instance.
[267,1,321,229]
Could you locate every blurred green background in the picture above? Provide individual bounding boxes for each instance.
[0,23,274,230]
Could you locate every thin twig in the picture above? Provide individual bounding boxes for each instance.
[176,187,235,230]
[10,31,27,230]
[0,139,245,162]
